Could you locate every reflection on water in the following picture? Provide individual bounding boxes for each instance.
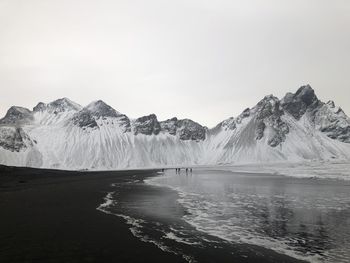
[148,170,350,263]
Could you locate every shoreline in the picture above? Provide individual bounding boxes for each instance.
[0,165,186,263]
[0,165,306,263]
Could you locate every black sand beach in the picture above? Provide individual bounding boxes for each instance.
[0,165,184,263]
[0,165,306,263]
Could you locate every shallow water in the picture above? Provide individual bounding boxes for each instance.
[99,170,350,263]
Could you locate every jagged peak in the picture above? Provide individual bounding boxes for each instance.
[281,85,318,106]
[133,115,205,139]
[86,100,108,110]
[253,94,282,117]
[84,100,121,118]
[159,117,206,140]
[159,117,206,129]
[133,114,160,135]
[8,106,31,114]
[296,84,313,94]
[71,101,130,130]
[0,106,33,124]
[160,117,178,123]
[135,113,158,122]
[281,85,319,119]
[178,118,199,125]
[294,85,318,105]
[49,98,82,111]
[257,94,280,105]
[33,98,82,113]
[326,100,335,108]
[33,102,46,112]
[324,100,345,115]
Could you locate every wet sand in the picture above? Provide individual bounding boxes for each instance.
[0,165,306,263]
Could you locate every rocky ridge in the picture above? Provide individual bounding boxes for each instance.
[0,85,350,169]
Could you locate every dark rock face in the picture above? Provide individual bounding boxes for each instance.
[313,102,350,143]
[133,114,161,135]
[281,85,319,120]
[255,121,265,140]
[0,127,32,152]
[0,106,33,125]
[255,96,289,147]
[50,98,81,112]
[281,86,350,144]
[221,118,237,130]
[40,98,82,114]
[237,108,251,123]
[177,119,206,141]
[321,125,350,143]
[72,110,98,129]
[72,100,131,131]
[160,117,178,135]
[267,120,290,147]
[116,115,131,132]
[256,95,283,119]
[33,102,46,112]
[159,118,206,141]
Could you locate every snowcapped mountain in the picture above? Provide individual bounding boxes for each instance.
[1,85,350,170]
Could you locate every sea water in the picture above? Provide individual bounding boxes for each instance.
[98,169,350,263]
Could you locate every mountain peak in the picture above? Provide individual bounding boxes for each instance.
[33,102,46,112]
[176,119,206,141]
[33,98,82,113]
[159,117,206,140]
[281,85,319,119]
[326,100,335,108]
[0,106,33,124]
[134,114,161,135]
[257,95,279,107]
[294,85,318,106]
[49,98,82,111]
[254,95,283,120]
[84,100,121,118]
[71,100,129,130]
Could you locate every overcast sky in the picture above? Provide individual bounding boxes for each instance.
[0,0,349,127]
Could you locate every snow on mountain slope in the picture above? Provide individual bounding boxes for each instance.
[207,93,350,164]
[0,85,350,170]
[0,99,207,169]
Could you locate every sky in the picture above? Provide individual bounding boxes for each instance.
[0,0,349,128]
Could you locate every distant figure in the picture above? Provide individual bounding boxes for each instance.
[190,168,192,174]
[186,168,188,175]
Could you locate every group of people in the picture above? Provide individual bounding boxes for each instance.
[175,168,192,174]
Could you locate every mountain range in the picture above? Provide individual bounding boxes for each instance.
[1,85,350,170]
